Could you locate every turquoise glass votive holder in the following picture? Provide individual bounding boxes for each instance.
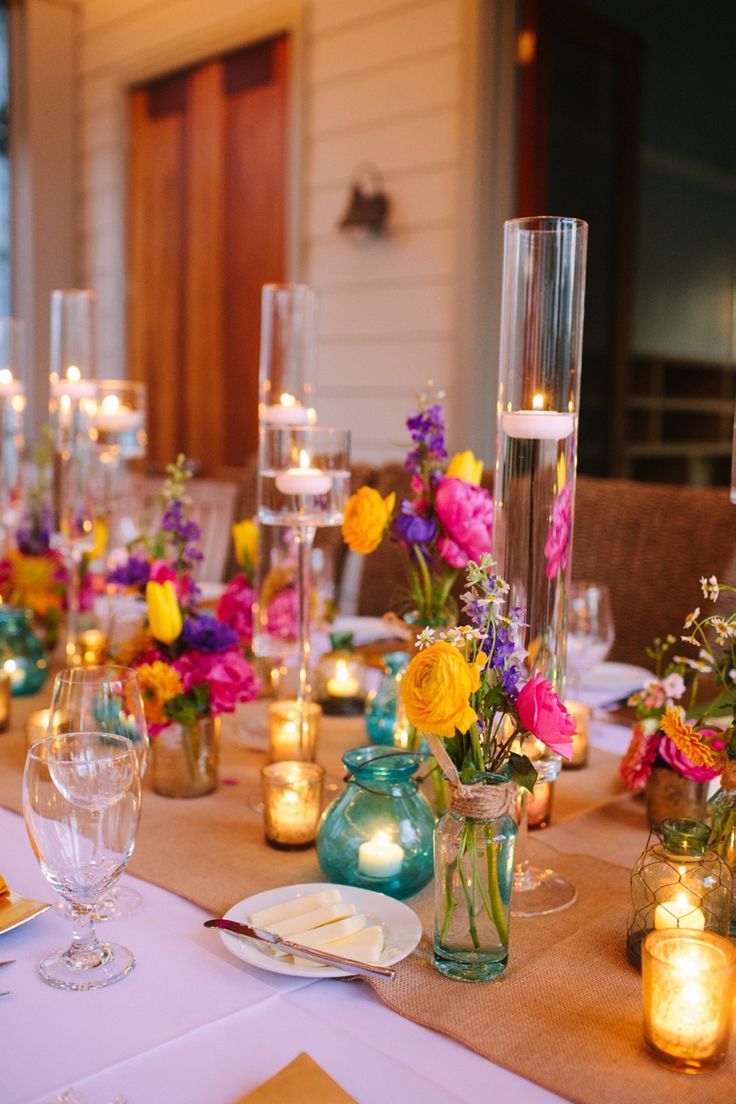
[316,746,435,899]
[0,607,48,695]
[364,650,409,746]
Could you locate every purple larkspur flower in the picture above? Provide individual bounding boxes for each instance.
[181,614,238,653]
[393,507,437,547]
[107,555,151,589]
[404,403,447,475]
[16,506,53,556]
[489,628,515,669]
[500,663,522,697]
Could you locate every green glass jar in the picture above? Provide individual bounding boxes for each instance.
[364,650,409,746]
[0,607,48,695]
[316,746,434,899]
[626,818,733,969]
[706,759,736,937]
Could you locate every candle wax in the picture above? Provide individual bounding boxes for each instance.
[275,468,331,496]
[654,895,706,931]
[501,410,575,441]
[357,832,404,878]
[326,660,361,698]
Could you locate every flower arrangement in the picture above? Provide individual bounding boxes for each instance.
[399,555,574,973]
[620,575,735,796]
[342,394,493,628]
[109,456,259,733]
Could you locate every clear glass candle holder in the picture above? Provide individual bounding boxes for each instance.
[91,379,147,462]
[642,929,736,1073]
[315,633,367,716]
[258,426,350,528]
[267,700,321,762]
[261,761,325,850]
[563,700,591,769]
[258,283,318,427]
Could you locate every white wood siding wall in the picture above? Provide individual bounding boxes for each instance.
[76,0,487,463]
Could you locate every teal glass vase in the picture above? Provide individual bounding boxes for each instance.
[316,746,434,899]
[433,780,517,982]
[0,607,48,695]
[364,650,409,745]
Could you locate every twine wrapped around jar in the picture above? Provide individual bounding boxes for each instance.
[424,731,517,819]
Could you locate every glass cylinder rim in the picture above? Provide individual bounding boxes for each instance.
[28,730,135,763]
[261,282,317,294]
[342,746,420,777]
[505,216,588,233]
[644,928,736,971]
[268,701,322,718]
[94,378,146,395]
[51,287,97,300]
[261,760,325,782]
[261,425,349,440]
[54,663,139,686]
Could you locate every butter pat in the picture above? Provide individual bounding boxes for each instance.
[283,913,365,952]
[267,901,356,939]
[323,925,384,964]
[250,888,341,929]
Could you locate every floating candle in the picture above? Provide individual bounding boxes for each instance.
[326,659,361,699]
[0,369,23,398]
[94,394,144,433]
[275,450,331,496]
[501,409,575,440]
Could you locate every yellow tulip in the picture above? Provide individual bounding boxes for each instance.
[145,580,183,645]
[446,450,483,486]
[341,487,395,555]
[400,641,483,738]
[232,518,259,570]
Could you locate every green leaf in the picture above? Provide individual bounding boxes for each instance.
[509,752,537,793]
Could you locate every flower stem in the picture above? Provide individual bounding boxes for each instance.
[456,823,480,950]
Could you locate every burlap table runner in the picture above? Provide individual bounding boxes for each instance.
[2,695,731,1102]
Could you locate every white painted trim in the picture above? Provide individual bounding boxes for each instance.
[455,0,517,463]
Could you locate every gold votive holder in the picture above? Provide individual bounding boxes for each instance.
[25,707,70,746]
[0,669,10,731]
[642,929,736,1073]
[527,780,554,830]
[563,700,591,769]
[77,629,108,666]
[267,700,321,762]
[261,761,325,850]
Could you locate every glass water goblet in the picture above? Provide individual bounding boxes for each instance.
[23,732,141,990]
[48,665,148,920]
[566,581,615,696]
[511,750,577,917]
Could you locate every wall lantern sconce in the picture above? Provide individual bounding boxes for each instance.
[338,165,390,237]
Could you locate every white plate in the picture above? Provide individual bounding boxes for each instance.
[219,882,422,978]
[581,662,652,695]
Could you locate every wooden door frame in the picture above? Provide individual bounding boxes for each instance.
[99,2,307,379]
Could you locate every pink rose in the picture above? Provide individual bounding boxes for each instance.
[174,648,260,716]
[434,477,493,569]
[659,733,723,783]
[516,674,575,760]
[544,483,572,580]
[216,574,254,647]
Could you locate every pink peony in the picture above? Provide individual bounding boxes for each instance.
[516,674,575,760]
[659,733,723,783]
[544,483,572,580]
[620,719,659,792]
[174,647,260,716]
[216,574,254,647]
[434,477,493,569]
[266,588,298,641]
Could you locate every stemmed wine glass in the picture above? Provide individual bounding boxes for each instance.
[47,665,148,920]
[566,581,615,696]
[23,732,141,990]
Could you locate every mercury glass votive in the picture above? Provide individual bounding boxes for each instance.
[527,780,555,830]
[642,929,736,1073]
[563,700,591,769]
[267,700,321,762]
[25,707,69,746]
[261,761,325,850]
[0,669,10,731]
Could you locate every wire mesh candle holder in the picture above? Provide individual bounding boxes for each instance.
[48,289,99,665]
[0,317,26,545]
[493,216,588,917]
[258,425,350,756]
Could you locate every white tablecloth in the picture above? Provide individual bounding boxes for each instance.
[2,805,564,1104]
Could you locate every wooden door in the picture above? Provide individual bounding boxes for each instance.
[128,35,288,474]
[517,0,640,477]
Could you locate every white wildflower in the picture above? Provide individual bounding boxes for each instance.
[680,634,698,646]
[683,608,700,629]
[415,628,435,649]
[673,654,713,674]
[661,673,686,701]
[700,575,720,602]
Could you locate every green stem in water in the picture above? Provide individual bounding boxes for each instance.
[439,856,458,943]
[483,824,509,948]
[456,823,481,950]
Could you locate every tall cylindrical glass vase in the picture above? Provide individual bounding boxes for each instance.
[494,216,588,916]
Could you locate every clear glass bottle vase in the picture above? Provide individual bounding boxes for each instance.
[152,715,220,798]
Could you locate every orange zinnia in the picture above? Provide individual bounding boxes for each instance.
[660,707,716,768]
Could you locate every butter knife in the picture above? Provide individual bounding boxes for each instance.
[204,918,396,979]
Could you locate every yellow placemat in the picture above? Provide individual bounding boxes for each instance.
[235,1053,355,1104]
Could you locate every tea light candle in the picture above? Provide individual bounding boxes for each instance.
[643,930,736,1072]
[261,394,317,426]
[0,369,23,398]
[50,366,97,400]
[358,831,404,878]
[501,394,574,441]
[654,892,706,932]
[261,761,325,849]
[0,669,10,731]
[77,629,108,666]
[275,460,331,496]
[94,394,143,433]
[563,700,591,769]
[326,659,361,699]
[268,700,322,762]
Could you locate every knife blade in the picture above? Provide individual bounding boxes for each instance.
[0,961,14,970]
[204,917,396,979]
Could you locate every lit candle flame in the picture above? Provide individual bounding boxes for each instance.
[66,365,81,382]
[280,392,296,407]
[532,393,545,410]
[101,394,120,413]
[299,449,311,469]
[0,368,12,386]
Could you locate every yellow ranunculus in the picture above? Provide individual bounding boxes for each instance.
[446,450,483,486]
[145,580,183,645]
[232,518,258,570]
[400,641,483,738]
[341,486,395,555]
